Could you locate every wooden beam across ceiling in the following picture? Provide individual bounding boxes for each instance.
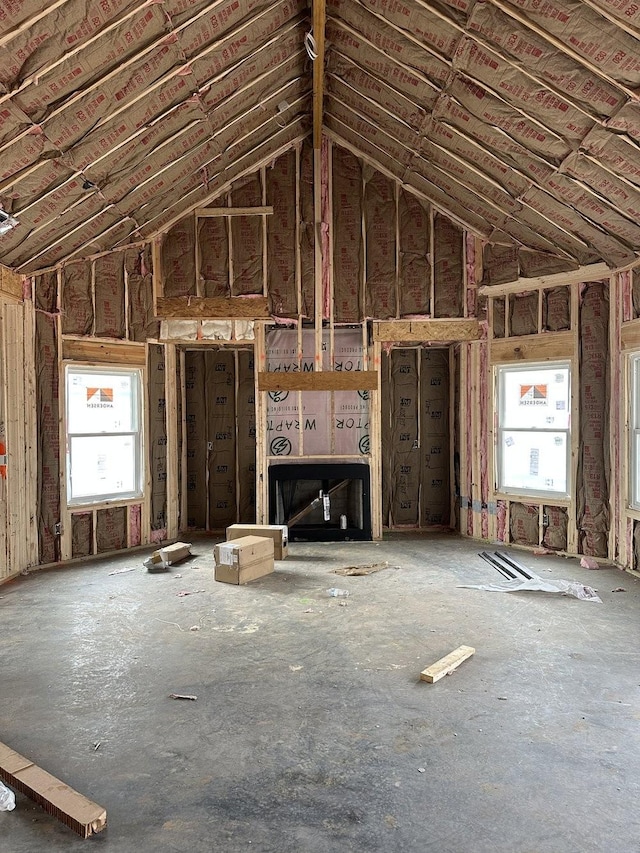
[312,0,327,149]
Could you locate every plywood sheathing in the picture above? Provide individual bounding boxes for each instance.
[578,282,610,558]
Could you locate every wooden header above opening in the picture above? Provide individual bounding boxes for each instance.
[373,319,480,342]
[490,331,574,364]
[258,371,378,392]
[156,296,270,319]
[195,206,273,217]
[62,339,146,365]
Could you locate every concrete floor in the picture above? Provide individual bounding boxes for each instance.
[1,533,639,852]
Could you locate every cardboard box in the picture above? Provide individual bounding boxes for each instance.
[226,523,289,560]
[214,535,275,585]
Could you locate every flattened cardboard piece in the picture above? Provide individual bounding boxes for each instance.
[482,244,519,287]
[267,149,298,316]
[94,254,125,339]
[126,245,159,342]
[36,304,60,565]
[365,169,397,320]
[207,350,237,531]
[148,344,168,532]
[434,214,463,318]
[399,189,430,316]
[163,217,197,297]
[542,505,568,551]
[198,217,229,299]
[237,350,257,523]
[62,262,93,337]
[227,524,288,560]
[509,502,539,546]
[185,351,208,530]
[577,282,610,558]
[333,145,364,322]
[509,292,538,337]
[71,513,93,560]
[231,174,263,296]
[421,349,450,527]
[543,287,571,332]
[96,507,127,553]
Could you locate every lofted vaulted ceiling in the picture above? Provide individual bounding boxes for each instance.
[2,0,640,274]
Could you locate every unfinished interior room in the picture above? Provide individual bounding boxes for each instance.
[1,0,640,849]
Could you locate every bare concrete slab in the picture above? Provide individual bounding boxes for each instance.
[1,533,639,852]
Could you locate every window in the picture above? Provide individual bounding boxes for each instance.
[496,362,571,498]
[630,355,640,509]
[66,366,143,505]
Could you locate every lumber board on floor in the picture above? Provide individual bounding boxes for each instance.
[0,741,106,837]
[420,645,475,683]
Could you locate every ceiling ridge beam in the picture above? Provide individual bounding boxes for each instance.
[312,0,327,148]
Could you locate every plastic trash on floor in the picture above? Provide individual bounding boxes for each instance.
[459,577,602,603]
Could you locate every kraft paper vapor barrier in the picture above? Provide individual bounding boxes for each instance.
[185,349,256,531]
[381,348,450,529]
[148,345,168,534]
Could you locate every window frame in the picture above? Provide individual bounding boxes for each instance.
[495,360,572,500]
[65,364,144,507]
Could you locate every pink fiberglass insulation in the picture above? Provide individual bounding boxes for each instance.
[496,501,507,542]
[129,504,142,548]
[150,528,167,544]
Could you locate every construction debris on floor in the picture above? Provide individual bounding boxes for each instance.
[420,645,476,683]
[144,542,192,572]
[0,742,107,838]
[333,561,393,576]
[461,552,603,602]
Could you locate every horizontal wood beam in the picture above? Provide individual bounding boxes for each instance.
[373,319,480,342]
[195,206,274,218]
[479,263,611,297]
[156,296,270,319]
[621,321,640,352]
[490,331,574,364]
[258,370,378,391]
[62,339,146,365]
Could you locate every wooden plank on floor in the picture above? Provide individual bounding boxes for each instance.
[0,741,106,838]
[420,645,475,683]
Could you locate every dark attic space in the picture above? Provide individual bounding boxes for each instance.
[1,0,640,850]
